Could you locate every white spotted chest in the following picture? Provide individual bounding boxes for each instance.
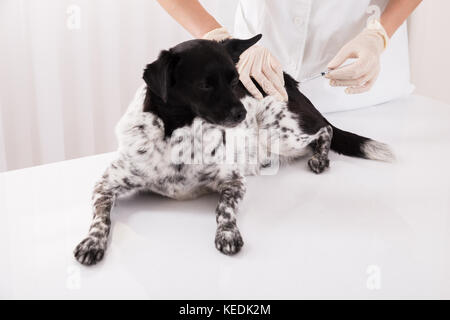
[114,85,314,200]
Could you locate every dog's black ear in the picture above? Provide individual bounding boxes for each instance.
[221,34,262,63]
[143,50,179,103]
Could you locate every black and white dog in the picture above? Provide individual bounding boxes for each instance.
[74,35,393,265]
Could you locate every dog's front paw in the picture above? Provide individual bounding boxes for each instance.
[308,156,330,174]
[74,236,106,266]
[215,223,244,255]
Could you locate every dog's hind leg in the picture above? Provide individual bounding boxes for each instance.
[308,125,333,174]
[212,171,246,255]
[74,158,143,265]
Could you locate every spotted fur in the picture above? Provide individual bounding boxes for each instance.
[74,36,393,265]
[74,84,330,264]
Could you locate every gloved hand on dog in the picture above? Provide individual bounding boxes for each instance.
[326,19,389,94]
[203,27,288,102]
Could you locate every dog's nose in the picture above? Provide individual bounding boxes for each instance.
[231,107,246,123]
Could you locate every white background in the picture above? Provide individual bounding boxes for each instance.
[1,1,450,300]
[0,0,447,172]
[408,0,450,105]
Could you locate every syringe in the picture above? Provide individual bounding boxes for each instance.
[298,61,355,85]
[298,70,331,85]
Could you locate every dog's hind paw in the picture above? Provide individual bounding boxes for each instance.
[308,156,330,174]
[215,224,244,255]
[74,236,106,266]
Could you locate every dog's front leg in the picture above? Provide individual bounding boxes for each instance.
[214,171,246,255]
[74,159,141,265]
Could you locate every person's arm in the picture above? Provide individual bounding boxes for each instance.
[156,0,221,38]
[327,0,422,94]
[381,0,422,37]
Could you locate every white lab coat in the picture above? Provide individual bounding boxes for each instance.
[234,0,414,113]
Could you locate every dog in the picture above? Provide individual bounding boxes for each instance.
[74,34,393,265]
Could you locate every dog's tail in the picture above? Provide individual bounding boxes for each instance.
[330,125,395,162]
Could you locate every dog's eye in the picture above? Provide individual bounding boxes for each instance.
[198,82,213,91]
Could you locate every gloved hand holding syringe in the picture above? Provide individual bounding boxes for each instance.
[300,18,388,92]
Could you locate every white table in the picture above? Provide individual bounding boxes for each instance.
[1,94,450,299]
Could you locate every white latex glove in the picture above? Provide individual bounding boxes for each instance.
[326,20,389,94]
[237,45,288,101]
[203,28,288,102]
[202,27,232,42]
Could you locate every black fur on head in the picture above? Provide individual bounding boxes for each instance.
[143,50,180,104]
[143,34,262,135]
[221,33,262,63]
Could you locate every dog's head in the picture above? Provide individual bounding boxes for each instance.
[143,34,262,127]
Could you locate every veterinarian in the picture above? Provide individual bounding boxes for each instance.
[156,0,422,112]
